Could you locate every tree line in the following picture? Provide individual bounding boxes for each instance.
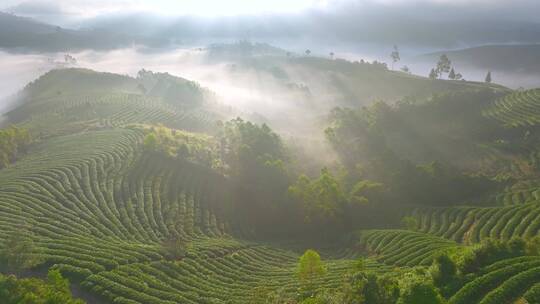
[428,54,491,83]
[175,91,503,239]
[0,126,32,169]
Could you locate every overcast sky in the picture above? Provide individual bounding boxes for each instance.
[2,0,540,21]
[1,0,539,49]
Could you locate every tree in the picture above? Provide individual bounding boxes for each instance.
[401,66,410,74]
[305,49,311,56]
[339,271,400,304]
[349,180,383,206]
[0,228,41,274]
[221,118,292,235]
[221,118,287,189]
[143,133,158,151]
[429,68,438,80]
[289,168,346,224]
[431,254,456,286]
[391,45,400,70]
[0,269,84,304]
[448,68,456,80]
[329,52,335,59]
[162,236,191,260]
[455,73,463,80]
[64,54,77,65]
[398,276,444,304]
[485,71,492,83]
[435,54,451,78]
[0,126,32,169]
[401,216,418,231]
[297,249,326,293]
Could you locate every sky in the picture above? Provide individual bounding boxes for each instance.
[1,0,330,18]
[2,0,540,20]
[1,0,539,49]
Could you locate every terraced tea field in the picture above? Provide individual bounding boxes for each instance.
[449,256,540,304]
[0,69,390,303]
[0,128,383,303]
[360,230,460,267]
[407,203,540,244]
[3,66,540,304]
[484,88,540,127]
[360,228,540,303]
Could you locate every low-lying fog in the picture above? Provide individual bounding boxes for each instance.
[0,46,380,124]
[2,46,540,117]
[404,61,540,90]
[0,47,264,115]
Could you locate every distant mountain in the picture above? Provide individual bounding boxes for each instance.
[0,12,167,52]
[0,11,58,34]
[76,11,540,49]
[420,44,540,75]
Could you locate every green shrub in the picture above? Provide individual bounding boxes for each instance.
[458,238,526,274]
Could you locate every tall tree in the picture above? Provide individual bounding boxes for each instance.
[297,249,326,293]
[0,126,31,169]
[289,168,346,225]
[391,45,400,70]
[448,68,456,80]
[485,71,492,83]
[329,52,334,59]
[398,277,444,304]
[429,68,438,80]
[0,228,41,274]
[435,54,451,79]
[305,49,311,56]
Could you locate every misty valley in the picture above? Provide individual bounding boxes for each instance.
[2,1,540,304]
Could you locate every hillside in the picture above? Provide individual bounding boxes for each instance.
[0,12,166,52]
[3,0,540,302]
[3,65,540,304]
[202,42,507,110]
[419,44,540,75]
[0,68,380,303]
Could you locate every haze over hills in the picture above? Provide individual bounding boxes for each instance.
[419,44,540,75]
[3,8,540,89]
[1,58,540,304]
[3,1,540,304]
[0,12,168,52]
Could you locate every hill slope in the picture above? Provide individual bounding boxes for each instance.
[0,12,166,51]
[2,65,540,303]
[421,44,540,75]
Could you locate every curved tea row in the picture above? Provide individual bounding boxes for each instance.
[484,89,540,127]
[409,202,540,244]
[360,230,459,267]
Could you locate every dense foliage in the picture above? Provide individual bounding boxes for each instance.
[0,126,31,169]
[142,125,221,169]
[325,91,505,209]
[0,270,84,304]
[0,229,41,274]
[218,118,297,236]
[289,168,384,235]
